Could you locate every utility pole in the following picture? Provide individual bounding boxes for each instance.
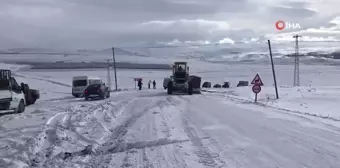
[293,34,301,87]
[112,47,118,91]
[105,59,112,91]
[268,40,279,99]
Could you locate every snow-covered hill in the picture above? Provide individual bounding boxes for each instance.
[2,41,340,66]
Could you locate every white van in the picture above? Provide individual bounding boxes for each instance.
[72,76,103,97]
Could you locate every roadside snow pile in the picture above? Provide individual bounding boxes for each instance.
[205,86,340,121]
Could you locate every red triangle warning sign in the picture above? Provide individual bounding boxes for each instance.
[251,74,264,86]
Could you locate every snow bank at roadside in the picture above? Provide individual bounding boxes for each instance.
[205,85,340,121]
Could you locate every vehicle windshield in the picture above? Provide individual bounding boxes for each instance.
[89,80,101,85]
[0,80,9,90]
[87,84,101,89]
[73,80,87,87]
[176,64,186,71]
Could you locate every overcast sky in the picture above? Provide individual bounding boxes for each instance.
[0,0,340,49]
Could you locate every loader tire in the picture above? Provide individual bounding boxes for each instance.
[31,99,36,104]
[167,82,173,95]
[188,82,193,95]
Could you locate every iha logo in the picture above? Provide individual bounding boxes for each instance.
[275,20,301,30]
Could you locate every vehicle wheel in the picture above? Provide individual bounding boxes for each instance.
[16,99,25,113]
[106,92,110,98]
[72,93,79,98]
[100,94,105,99]
[164,86,167,89]
[85,97,89,101]
[167,82,173,95]
[188,82,193,95]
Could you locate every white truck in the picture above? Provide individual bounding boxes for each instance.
[72,76,103,97]
[0,70,26,113]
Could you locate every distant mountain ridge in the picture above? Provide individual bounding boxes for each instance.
[0,47,145,56]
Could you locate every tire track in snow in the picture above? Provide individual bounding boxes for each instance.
[28,92,150,167]
[166,95,226,168]
[116,97,189,168]
[28,96,134,168]
[116,99,168,168]
[113,96,192,168]
[70,97,159,168]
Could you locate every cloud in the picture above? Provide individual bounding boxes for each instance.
[156,37,234,46]
[0,0,340,49]
[138,19,231,38]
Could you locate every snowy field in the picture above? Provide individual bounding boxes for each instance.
[1,61,340,167]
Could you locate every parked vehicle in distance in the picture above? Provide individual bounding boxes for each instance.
[213,84,222,88]
[0,70,26,113]
[237,81,249,87]
[202,81,211,88]
[222,82,230,88]
[72,76,103,97]
[84,83,110,100]
[21,83,40,106]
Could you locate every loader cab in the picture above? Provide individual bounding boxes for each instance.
[173,62,188,72]
[173,62,189,83]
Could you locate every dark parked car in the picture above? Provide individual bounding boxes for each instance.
[222,82,230,88]
[237,81,249,87]
[84,83,110,100]
[202,81,211,88]
[213,84,221,88]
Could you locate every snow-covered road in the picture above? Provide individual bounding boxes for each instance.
[3,89,340,168]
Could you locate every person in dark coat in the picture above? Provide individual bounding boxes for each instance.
[153,80,156,89]
[148,80,151,89]
[138,79,143,90]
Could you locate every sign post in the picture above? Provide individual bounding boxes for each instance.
[252,85,261,103]
[134,78,136,89]
[251,74,264,103]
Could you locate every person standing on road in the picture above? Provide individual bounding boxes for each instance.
[138,79,143,90]
[148,80,151,89]
[153,80,156,89]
